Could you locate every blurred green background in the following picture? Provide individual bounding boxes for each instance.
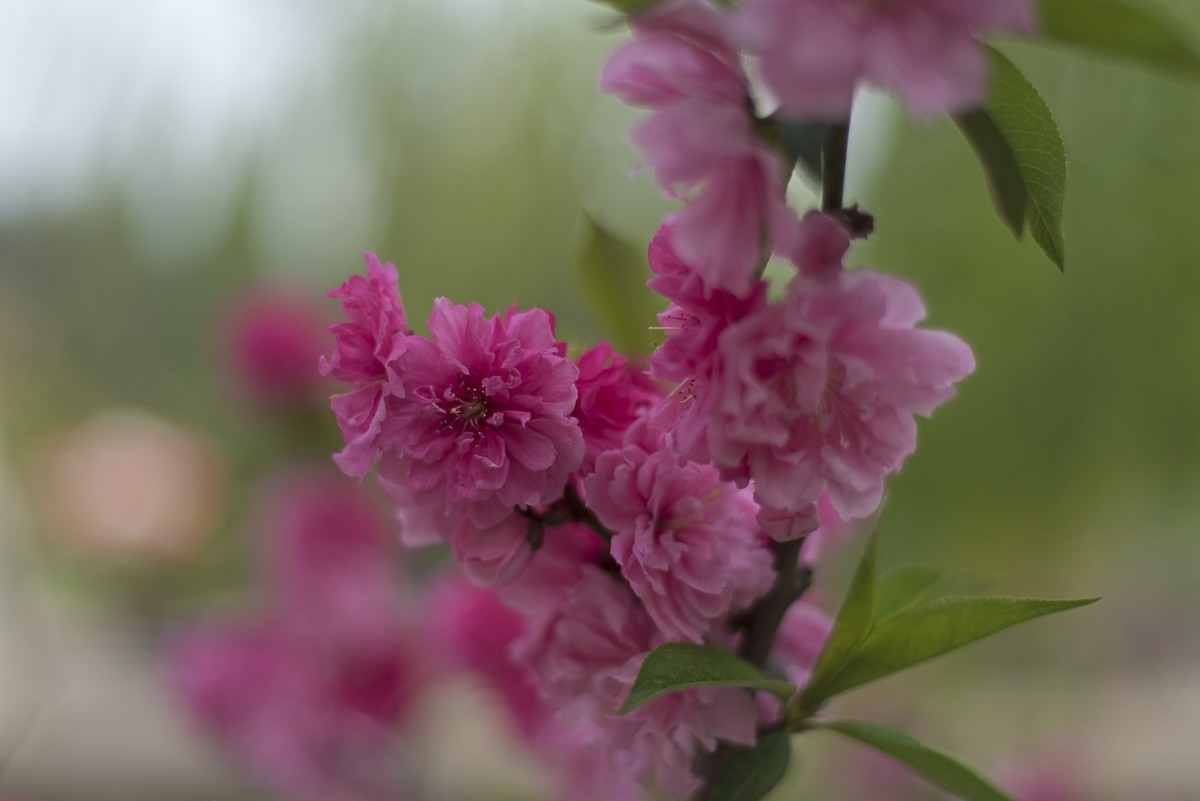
[1,0,1199,799]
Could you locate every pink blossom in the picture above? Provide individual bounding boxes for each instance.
[647,225,767,463]
[799,492,852,563]
[378,300,584,529]
[222,288,330,406]
[513,564,757,797]
[586,425,775,643]
[738,0,1037,119]
[425,574,551,736]
[427,572,643,801]
[321,253,411,478]
[790,211,852,283]
[260,472,401,648]
[572,342,662,475]
[171,473,422,801]
[772,601,832,686]
[711,268,975,520]
[601,0,796,297]
[381,472,534,586]
[172,618,417,801]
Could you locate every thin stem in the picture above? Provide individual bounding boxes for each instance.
[739,539,810,667]
[821,122,851,213]
[562,482,614,545]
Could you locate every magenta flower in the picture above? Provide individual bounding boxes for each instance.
[586,423,775,643]
[601,0,796,297]
[572,342,662,474]
[378,299,584,529]
[171,474,423,801]
[222,288,330,407]
[172,617,418,801]
[426,572,643,801]
[321,253,411,478]
[513,564,757,797]
[738,0,1037,119]
[647,225,768,463]
[712,267,975,520]
[260,472,403,649]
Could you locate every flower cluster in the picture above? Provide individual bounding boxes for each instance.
[320,0,994,795]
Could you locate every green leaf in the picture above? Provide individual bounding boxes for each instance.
[810,596,1099,701]
[701,732,792,801]
[588,0,662,14]
[874,565,947,620]
[798,532,877,709]
[818,720,1014,801]
[954,110,1027,238]
[1039,0,1200,79]
[954,47,1067,270]
[576,216,658,355]
[619,643,797,714]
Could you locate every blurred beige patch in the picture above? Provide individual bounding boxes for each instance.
[31,408,227,563]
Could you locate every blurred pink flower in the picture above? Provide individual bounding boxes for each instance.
[601,0,795,297]
[711,268,975,520]
[260,472,402,648]
[378,299,584,529]
[322,253,411,478]
[772,601,832,686]
[586,425,774,643]
[738,0,1036,119]
[171,472,423,801]
[173,617,417,801]
[222,288,330,407]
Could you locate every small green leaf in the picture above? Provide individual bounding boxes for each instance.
[798,532,877,709]
[954,110,1027,238]
[576,216,658,355]
[1039,0,1200,79]
[810,596,1099,700]
[818,720,1014,801]
[702,732,791,801]
[620,643,797,714]
[954,47,1067,270]
[588,0,662,14]
[874,565,947,620]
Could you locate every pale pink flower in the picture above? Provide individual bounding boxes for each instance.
[427,573,644,801]
[601,0,796,297]
[790,211,852,282]
[322,253,411,478]
[799,492,852,564]
[572,342,662,475]
[586,425,775,643]
[513,565,757,797]
[738,0,1037,119]
[712,268,975,520]
[772,601,833,686]
[222,288,330,407]
[647,225,767,463]
[425,574,551,736]
[378,300,584,529]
